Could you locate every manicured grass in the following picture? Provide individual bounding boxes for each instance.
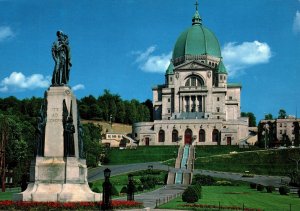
[107,146,178,164]
[195,145,258,157]
[195,148,300,175]
[159,185,300,211]
[0,188,20,201]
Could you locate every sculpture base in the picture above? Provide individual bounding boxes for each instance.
[13,183,101,202]
[13,157,101,202]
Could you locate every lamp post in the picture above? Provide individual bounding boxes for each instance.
[127,174,135,201]
[102,168,112,210]
[109,115,112,129]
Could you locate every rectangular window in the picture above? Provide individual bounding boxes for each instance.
[217,107,220,112]
[217,97,220,101]
[229,96,233,100]
[168,98,170,102]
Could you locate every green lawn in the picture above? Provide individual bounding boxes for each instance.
[195,148,300,175]
[107,146,178,164]
[0,188,20,200]
[159,185,300,211]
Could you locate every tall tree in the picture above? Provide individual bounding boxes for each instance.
[278,109,287,119]
[143,99,153,121]
[241,112,256,127]
[293,121,300,147]
[265,113,273,120]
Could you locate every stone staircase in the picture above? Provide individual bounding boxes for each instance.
[167,145,195,185]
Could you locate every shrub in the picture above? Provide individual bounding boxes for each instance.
[137,185,143,192]
[120,186,127,194]
[266,185,275,193]
[191,184,202,199]
[298,189,300,198]
[143,182,150,190]
[182,186,199,203]
[111,185,119,196]
[192,174,215,186]
[92,186,101,193]
[279,186,290,195]
[215,180,233,186]
[250,183,257,189]
[257,184,264,191]
[88,182,93,188]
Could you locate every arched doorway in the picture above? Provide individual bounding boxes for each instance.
[184,129,193,145]
[199,129,205,142]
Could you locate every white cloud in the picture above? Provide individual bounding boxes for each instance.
[0,72,50,92]
[134,46,172,73]
[293,11,300,34]
[72,84,85,91]
[222,41,272,77]
[0,26,14,42]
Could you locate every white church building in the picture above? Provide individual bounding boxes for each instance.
[133,5,249,146]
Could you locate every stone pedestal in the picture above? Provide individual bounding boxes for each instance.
[13,86,101,202]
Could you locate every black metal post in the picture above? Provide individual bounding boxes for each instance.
[102,168,112,210]
[127,174,135,201]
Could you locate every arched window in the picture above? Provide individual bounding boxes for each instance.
[172,129,178,142]
[212,129,219,142]
[159,130,165,142]
[185,75,204,87]
[199,129,205,142]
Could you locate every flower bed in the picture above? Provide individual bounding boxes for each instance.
[0,200,143,210]
[182,203,261,211]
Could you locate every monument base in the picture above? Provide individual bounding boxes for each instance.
[13,157,101,202]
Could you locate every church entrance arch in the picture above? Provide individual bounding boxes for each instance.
[184,129,193,145]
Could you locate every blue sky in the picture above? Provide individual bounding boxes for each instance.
[0,0,300,122]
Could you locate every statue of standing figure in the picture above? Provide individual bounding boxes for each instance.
[51,31,72,86]
[63,100,75,157]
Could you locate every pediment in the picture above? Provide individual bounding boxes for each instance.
[175,61,212,70]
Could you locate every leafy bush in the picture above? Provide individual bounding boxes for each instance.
[88,182,93,188]
[250,183,257,189]
[279,186,290,195]
[215,180,233,186]
[143,182,150,190]
[266,185,275,193]
[191,184,202,199]
[120,186,127,194]
[111,185,119,196]
[256,184,264,191]
[92,186,101,193]
[192,174,215,186]
[137,185,144,192]
[182,186,199,203]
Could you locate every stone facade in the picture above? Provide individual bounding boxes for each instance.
[260,118,300,145]
[133,7,249,146]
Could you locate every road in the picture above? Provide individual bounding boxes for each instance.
[88,162,290,186]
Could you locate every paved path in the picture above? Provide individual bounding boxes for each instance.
[117,185,186,209]
[88,162,170,182]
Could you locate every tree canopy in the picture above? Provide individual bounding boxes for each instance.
[241,112,256,127]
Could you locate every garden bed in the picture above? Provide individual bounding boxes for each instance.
[0,200,143,210]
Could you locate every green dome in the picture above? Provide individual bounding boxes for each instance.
[166,63,174,75]
[172,11,221,60]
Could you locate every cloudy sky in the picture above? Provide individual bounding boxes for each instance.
[0,0,299,121]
